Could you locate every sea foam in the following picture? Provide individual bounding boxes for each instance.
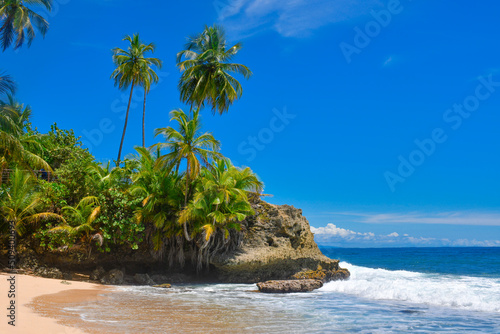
[320,262,500,313]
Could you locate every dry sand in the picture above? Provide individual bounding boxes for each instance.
[0,272,107,334]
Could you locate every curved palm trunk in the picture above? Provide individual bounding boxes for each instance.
[117,80,135,166]
[142,90,147,148]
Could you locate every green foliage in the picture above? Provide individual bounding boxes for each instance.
[35,222,74,250]
[179,157,263,271]
[0,95,50,172]
[95,187,144,252]
[0,168,64,236]
[41,124,90,168]
[40,124,97,205]
[38,180,69,212]
[0,71,16,96]
[131,147,184,253]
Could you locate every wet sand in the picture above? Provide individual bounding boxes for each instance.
[31,286,263,334]
[0,272,107,334]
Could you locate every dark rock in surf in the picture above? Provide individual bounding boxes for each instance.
[257,279,323,293]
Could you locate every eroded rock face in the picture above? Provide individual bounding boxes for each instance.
[211,197,350,283]
[257,279,323,293]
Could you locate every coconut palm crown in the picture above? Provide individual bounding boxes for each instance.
[0,0,52,51]
[176,24,252,115]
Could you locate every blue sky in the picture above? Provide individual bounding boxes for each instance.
[2,0,500,247]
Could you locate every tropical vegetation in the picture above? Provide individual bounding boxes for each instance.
[0,22,261,272]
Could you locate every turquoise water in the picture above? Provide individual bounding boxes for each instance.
[60,247,500,333]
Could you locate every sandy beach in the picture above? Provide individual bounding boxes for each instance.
[0,272,107,334]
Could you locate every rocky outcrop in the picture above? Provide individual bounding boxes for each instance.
[211,197,349,283]
[100,269,124,285]
[34,266,63,279]
[90,266,106,281]
[257,279,323,293]
[134,273,156,285]
[292,267,350,282]
[5,197,348,285]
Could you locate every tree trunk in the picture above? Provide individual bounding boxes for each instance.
[183,161,192,241]
[184,168,190,206]
[117,80,135,166]
[142,89,147,148]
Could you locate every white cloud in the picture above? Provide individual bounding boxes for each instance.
[311,224,379,242]
[322,211,500,226]
[451,239,500,247]
[215,0,383,38]
[311,223,500,247]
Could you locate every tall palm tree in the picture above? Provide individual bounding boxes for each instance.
[138,58,162,148]
[176,24,252,115]
[0,71,15,95]
[0,168,64,235]
[153,108,221,240]
[110,33,162,165]
[0,0,52,51]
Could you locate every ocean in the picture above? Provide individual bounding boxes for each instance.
[54,247,500,333]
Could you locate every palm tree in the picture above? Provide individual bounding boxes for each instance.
[0,96,50,176]
[0,168,64,236]
[176,24,252,115]
[0,0,52,51]
[131,147,184,265]
[0,71,15,95]
[179,158,262,271]
[49,196,102,257]
[110,33,162,165]
[153,108,221,240]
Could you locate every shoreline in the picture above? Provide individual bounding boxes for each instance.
[0,272,109,334]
